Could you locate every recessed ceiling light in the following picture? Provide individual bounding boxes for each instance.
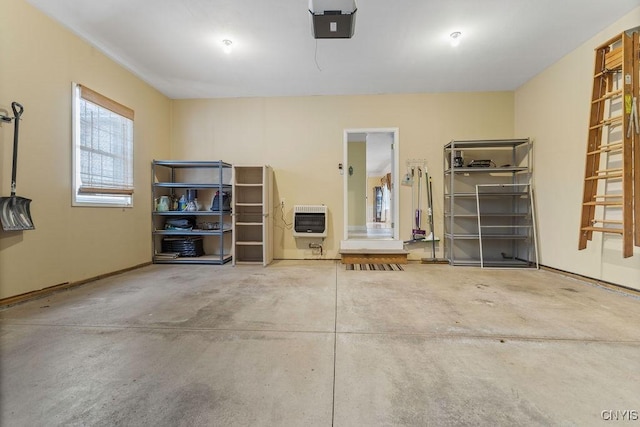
[449,31,462,47]
[222,39,233,54]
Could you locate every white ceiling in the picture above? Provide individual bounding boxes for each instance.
[27,0,639,99]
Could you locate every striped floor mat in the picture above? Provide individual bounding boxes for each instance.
[345,263,404,271]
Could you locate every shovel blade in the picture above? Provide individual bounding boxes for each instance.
[0,196,35,231]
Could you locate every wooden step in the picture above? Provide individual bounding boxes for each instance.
[604,46,623,70]
[340,249,408,264]
[592,219,623,225]
[582,201,623,206]
[593,194,623,198]
[589,115,623,130]
[592,89,623,103]
[581,226,623,234]
[585,172,623,181]
[587,142,623,155]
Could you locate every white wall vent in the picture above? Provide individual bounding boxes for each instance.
[293,205,327,237]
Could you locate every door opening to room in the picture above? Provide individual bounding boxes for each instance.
[343,129,399,242]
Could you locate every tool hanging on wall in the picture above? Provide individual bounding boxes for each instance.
[422,170,447,264]
[402,165,414,186]
[1,102,35,231]
[404,159,434,244]
[413,167,426,240]
[627,96,638,138]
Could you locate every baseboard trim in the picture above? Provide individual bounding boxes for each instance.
[2,261,636,307]
[540,264,640,298]
[0,262,152,308]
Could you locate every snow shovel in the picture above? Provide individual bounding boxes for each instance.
[1,102,34,231]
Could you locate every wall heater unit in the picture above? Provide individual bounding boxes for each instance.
[293,205,327,237]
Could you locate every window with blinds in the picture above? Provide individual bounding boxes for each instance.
[72,83,134,206]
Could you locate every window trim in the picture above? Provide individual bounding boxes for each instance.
[71,82,135,207]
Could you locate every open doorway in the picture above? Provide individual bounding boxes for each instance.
[343,128,399,245]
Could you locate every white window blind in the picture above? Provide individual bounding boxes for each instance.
[73,84,134,205]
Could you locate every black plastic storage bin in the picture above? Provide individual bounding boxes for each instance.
[162,236,204,257]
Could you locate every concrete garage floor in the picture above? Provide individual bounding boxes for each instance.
[1,260,639,426]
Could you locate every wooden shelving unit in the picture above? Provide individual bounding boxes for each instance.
[232,165,273,266]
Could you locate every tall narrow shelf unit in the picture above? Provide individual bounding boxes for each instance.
[152,160,233,264]
[444,139,538,268]
[232,165,273,266]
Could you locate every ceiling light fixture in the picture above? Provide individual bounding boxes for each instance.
[449,31,462,47]
[222,39,233,54]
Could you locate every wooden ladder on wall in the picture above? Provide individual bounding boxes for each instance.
[579,30,639,258]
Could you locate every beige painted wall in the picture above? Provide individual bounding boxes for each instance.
[347,141,366,227]
[515,7,640,289]
[2,1,636,300]
[0,0,171,299]
[171,93,514,259]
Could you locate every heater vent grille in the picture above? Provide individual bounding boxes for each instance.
[294,205,327,214]
[293,205,327,237]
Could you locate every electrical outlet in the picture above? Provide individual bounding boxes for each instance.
[280,198,285,207]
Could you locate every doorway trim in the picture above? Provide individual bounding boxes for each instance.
[343,127,400,241]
